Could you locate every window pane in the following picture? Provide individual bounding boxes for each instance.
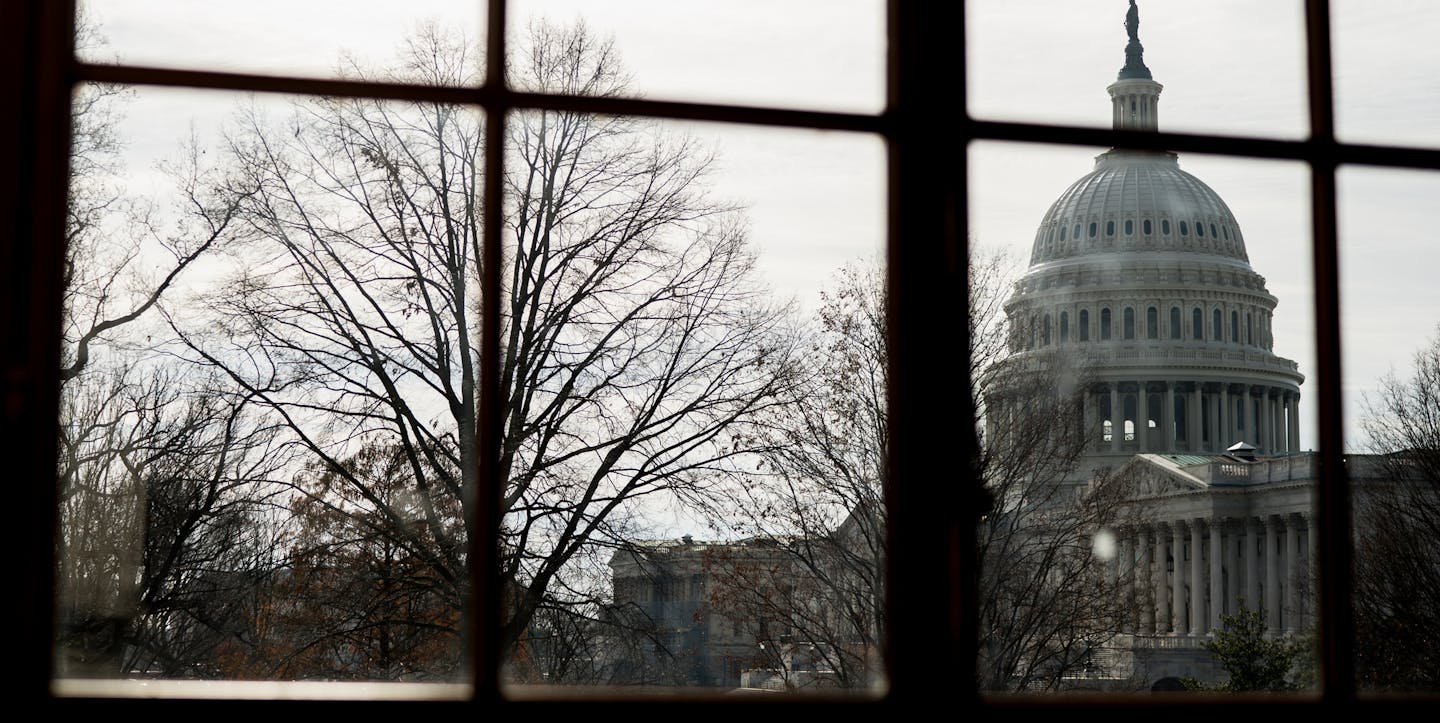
[56,82,480,684]
[507,0,884,113]
[1339,167,1440,693]
[500,103,885,694]
[967,0,1307,140]
[76,1,484,85]
[1333,0,1440,148]
[971,139,1317,693]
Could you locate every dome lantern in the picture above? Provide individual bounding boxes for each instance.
[1109,1,1163,131]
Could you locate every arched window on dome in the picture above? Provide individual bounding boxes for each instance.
[1146,307,1158,339]
[1179,220,1189,236]
[1223,225,1230,240]
[1230,310,1240,343]
[1144,219,1153,235]
[1059,311,1070,342]
[1213,308,1223,341]
[1088,222,1097,238]
[1106,221,1115,236]
[1125,219,1134,235]
[1079,309,1090,341]
[1124,307,1136,339]
[1196,221,1205,237]
[1043,314,1052,345]
[1211,223,1219,238]
[1101,308,1112,341]
[1170,306,1181,339]
[1161,219,1171,235]
[1246,312,1253,346]
[1192,307,1203,340]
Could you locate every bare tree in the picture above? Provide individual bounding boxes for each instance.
[704,262,886,691]
[1355,324,1440,691]
[55,20,285,678]
[170,20,795,677]
[972,251,1134,692]
[56,364,288,677]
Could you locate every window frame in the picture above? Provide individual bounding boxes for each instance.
[8,0,1440,712]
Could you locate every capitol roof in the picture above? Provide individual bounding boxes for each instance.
[1029,149,1249,266]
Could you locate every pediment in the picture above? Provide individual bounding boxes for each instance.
[1114,455,1208,497]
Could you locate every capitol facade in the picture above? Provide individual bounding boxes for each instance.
[990,0,1326,683]
[607,2,1378,690]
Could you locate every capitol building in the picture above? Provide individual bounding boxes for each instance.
[988,1,1332,683]
[606,2,1382,690]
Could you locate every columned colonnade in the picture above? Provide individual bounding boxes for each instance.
[1086,380,1300,455]
[1113,513,1313,638]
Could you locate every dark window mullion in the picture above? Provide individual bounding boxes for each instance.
[472,1,506,701]
[1304,0,1355,703]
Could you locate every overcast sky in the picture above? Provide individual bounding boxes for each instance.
[79,0,1438,452]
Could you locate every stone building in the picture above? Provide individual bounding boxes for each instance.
[989,1,1319,684]
[607,536,776,687]
[614,2,1358,690]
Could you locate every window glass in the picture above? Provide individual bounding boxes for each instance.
[511,0,885,113]
[1340,167,1440,694]
[1333,0,1440,149]
[967,0,1306,139]
[75,0,484,84]
[971,140,1316,694]
[56,85,480,682]
[503,115,886,694]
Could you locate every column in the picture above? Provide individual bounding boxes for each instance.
[1288,393,1302,453]
[1305,513,1317,630]
[1209,518,1224,633]
[1259,387,1272,453]
[1245,516,1261,612]
[1271,393,1283,452]
[985,397,998,451]
[1154,525,1169,634]
[1137,382,1150,451]
[1162,382,1176,452]
[1110,384,1122,453]
[1119,531,1135,634]
[1189,383,1203,452]
[1226,519,1241,616]
[1219,385,1231,449]
[1265,516,1281,634]
[1083,386,1097,450]
[1285,515,1300,634]
[1190,519,1205,635]
[1243,386,1256,445]
[1172,522,1186,635]
[1138,526,1153,634]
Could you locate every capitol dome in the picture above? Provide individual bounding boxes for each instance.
[991,1,1304,468]
[1030,150,1249,267]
